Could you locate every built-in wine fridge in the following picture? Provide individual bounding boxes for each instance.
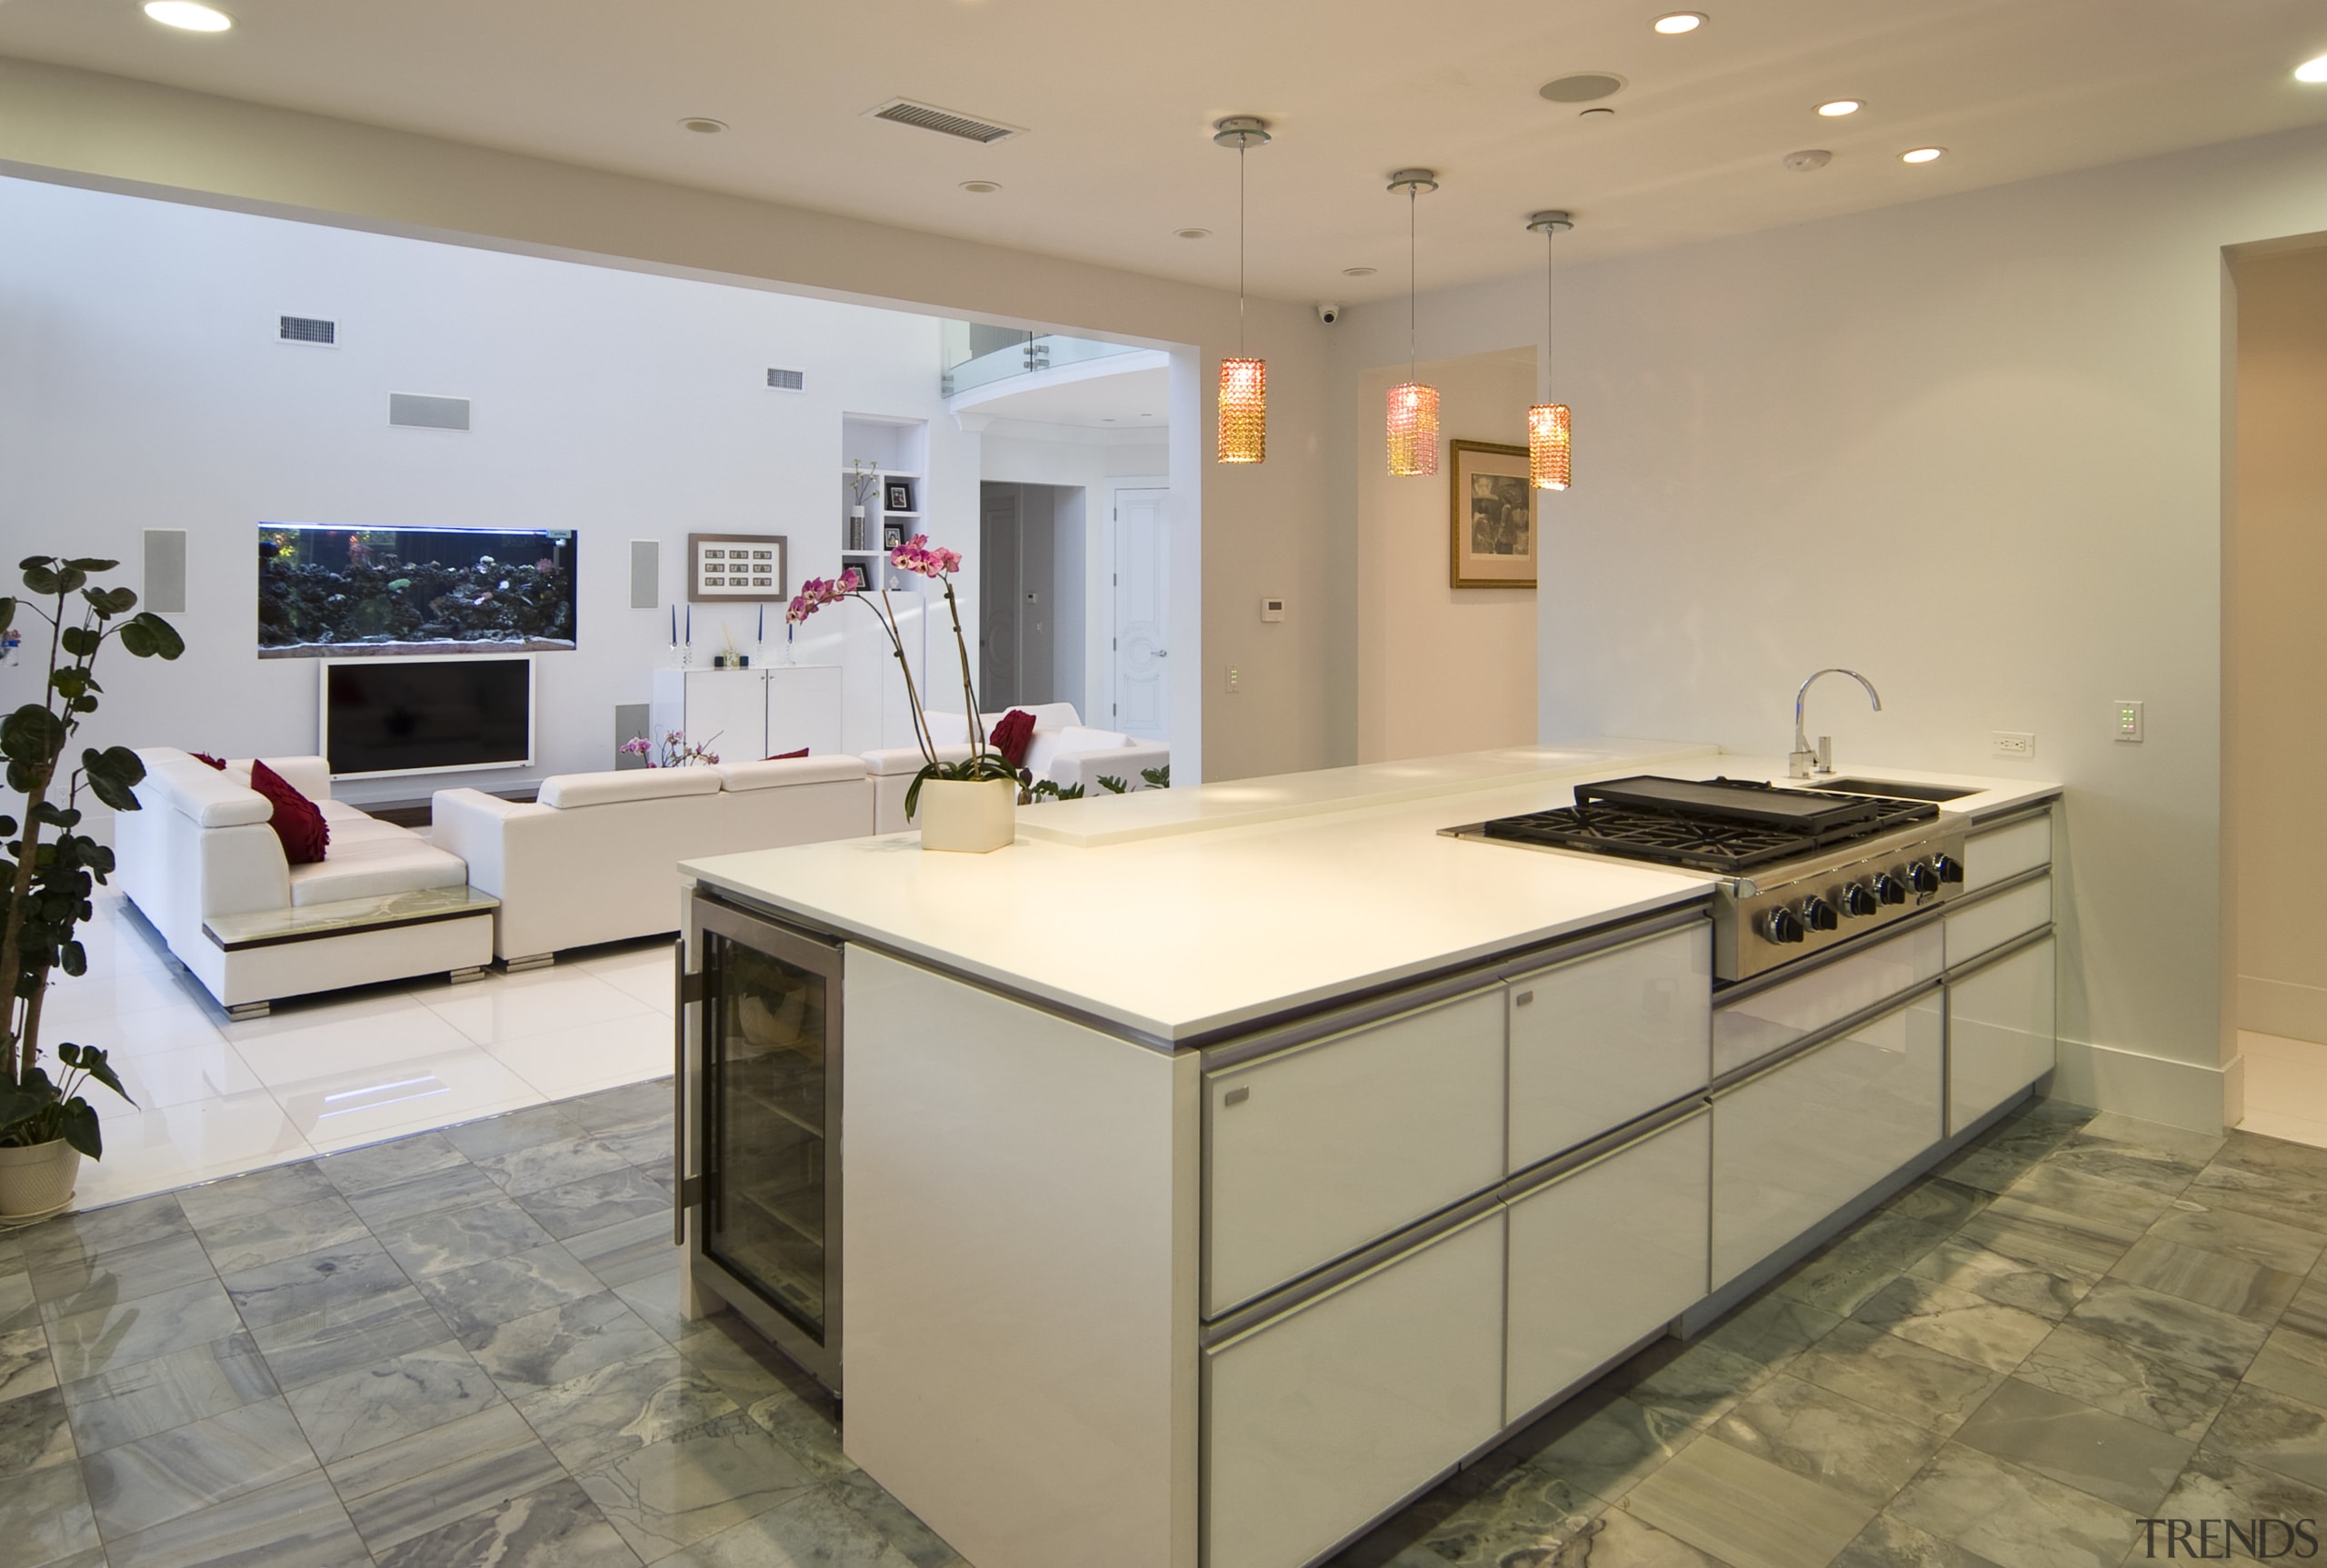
[675,888,843,1393]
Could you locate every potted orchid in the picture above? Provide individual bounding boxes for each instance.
[789,535,1019,852]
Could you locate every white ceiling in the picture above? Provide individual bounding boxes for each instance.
[954,362,1172,430]
[5,1,2324,305]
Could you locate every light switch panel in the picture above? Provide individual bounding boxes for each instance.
[2113,700,2143,743]
[1260,597,1286,622]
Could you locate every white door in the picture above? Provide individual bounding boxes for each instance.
[1111,487,1169,739]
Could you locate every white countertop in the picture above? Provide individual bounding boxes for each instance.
[683,744,2062,1045]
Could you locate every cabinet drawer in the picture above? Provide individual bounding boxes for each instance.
[1965,813,2052,893]
[1206,988,1505,1316]
[1506,1109,1709,1418]
[1713,924,1942,1080]
[1508,924,1710,1170]
[1712,991,1943,1289]
[1944,876,2051,970]
[1948,936,2056,1134]
[1204,1212,1504,1568]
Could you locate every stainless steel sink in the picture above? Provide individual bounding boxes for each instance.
[1808,777,1979,803]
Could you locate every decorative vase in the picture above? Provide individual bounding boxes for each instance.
[849,508,867,552]
[0,1138,81,1222]
[915,777,1017,854]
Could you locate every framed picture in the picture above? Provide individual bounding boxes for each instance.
[885,480,914,513]
[882,520,906,551]
[687,533,788,603]
[1449,440,1538,590]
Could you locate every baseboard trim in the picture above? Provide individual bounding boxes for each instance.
[2239,974,2327,1047]
[2052,1036,2232,1135]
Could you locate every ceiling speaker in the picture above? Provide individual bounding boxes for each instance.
[144,528,188,615]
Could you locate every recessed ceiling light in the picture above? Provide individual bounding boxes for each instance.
[1653,12,1704,35]
[1579,107,1616,119]
[959,180,1002,194]
[1900,146,1945,164]
[679,117,727,134]
[2297,54,2327,83]
[1783,149,1833,172]
[1343,265,1378,277]
[143,1,233,31]
[1177,227,1212,240]
[1816,99,1862,117]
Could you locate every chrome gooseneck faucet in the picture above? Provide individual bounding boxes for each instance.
[1792,668,1883,779]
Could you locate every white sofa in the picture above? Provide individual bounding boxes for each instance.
[121,750,487,1016]
[432,754,873,966]
[924,703,1169,797]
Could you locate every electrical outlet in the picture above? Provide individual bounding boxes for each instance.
[1225,665,1242,694]
[1992,731,2034,760]
[2113,700,2144,743]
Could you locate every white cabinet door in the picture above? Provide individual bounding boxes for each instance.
[1713,924,1942,1080]
[1206,989,1504,1316]
[1711,991,1943,1289]
[1506,1110,1709,1418]
[1204,1213,1504,1568]
[1507,925,1710,1170]
[1965,813,2052,892]
[1949,936,2056,1134]
[1943,876,2050,970]
[764,664,843,756]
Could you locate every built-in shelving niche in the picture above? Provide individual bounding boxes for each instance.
[840,414,928,593]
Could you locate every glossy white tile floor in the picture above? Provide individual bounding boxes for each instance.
[2238,1027,2327,1150]
[22,889,674,1213]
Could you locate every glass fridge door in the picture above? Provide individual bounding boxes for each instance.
[703,925,835,1342]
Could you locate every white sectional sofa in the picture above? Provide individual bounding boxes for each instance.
[121,750,488,1016]
[924,703,1169,797]
[432,754,873,967]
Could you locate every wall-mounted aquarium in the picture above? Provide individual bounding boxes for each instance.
[258,524,576,658]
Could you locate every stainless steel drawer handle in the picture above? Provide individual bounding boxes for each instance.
[1223,1086,1250,1106]
[1513,991,1534,1006]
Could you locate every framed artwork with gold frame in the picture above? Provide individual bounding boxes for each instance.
[1449,439,1538,590]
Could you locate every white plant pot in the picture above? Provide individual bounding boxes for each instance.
[915,777,1017,854]
[0,1137,81,1222]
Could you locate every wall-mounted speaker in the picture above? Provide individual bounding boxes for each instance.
[144,528,188,615]
[614,704,650,769]
[629,541,659,610]
[388,393,471,431]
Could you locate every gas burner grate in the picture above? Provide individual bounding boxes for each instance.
[1480,789,1939,874]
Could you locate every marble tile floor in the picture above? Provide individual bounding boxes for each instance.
[22,890,675,1213]
[2239,1031,2327,1153]
[1330,1101,2327,1568]
[0,1075,967,1568]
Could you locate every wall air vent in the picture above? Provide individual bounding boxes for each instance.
[767,367,806,392]
[867,98,1023,145]
[280,315,336,345]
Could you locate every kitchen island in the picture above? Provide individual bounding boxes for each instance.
[675,742,2062,1568]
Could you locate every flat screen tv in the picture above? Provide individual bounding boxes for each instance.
[323,655,534,778]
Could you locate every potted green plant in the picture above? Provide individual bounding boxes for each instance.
[0,555,185,1219]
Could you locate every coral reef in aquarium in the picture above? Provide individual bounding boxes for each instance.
[258,524,577,657]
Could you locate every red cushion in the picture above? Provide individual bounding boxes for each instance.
[249,758,330,865]
[990,709,1037,769]
[765,747,810,760]
[192,753,227,770]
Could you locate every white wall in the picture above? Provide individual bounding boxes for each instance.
[0,175,966,803]
[1330,120,2327,1133]
[2231,245,2327,1046]
[1353,347,1538,761]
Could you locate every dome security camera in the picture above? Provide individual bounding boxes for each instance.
[1316,302,1343,325]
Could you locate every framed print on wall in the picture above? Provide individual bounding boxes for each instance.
[688,533,789,602]
[1449,440,1538,590]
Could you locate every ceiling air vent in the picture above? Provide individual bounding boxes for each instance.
[867,98,1023,145]
[767,367,806,392]
[280,315,336,345]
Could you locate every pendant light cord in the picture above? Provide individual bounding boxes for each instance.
[1408,185,1418,380]
[1238,143,1248,356]
[1544,230,1554,403]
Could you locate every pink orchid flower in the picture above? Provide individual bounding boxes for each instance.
[890,535,962,579]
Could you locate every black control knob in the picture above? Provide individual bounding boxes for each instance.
[1908,861,1941,895]
[1762,907,1807,944]
[1800,895,1840,932]
[1872,872,1907,905]
[1933,853,1964,885]
[1843,883,1880,918]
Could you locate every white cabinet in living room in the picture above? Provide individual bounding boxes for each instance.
[1204,988,1504,1316]
[1203,1212,1504,1568]
[1505,1108,1709,1419]
[648,665,842,761]
[1711,990,1943,1289]
[1506,923,1709,1169]
[1949,935,2056,1134]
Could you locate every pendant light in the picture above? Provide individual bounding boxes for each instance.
[1213,115,1272,464]
[1526,210,1573,491]
[1386,169,1440,477]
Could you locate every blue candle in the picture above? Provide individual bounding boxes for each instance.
[685,604,692,644]
[757,603,764,642]
[670,604,676,644]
